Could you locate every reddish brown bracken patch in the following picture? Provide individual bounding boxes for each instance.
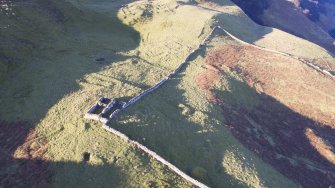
[305,128,335,164]
[196,44,335,187]
[0,120,51,187]
[195,67,221,103]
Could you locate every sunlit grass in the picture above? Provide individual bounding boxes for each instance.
[1,0,333,187]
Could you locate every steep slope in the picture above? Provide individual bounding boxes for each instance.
[0,0,82,80]
[1,0,334,187]
[291,0,335,33]
[196,0,333,59]
[228,0,335,54]
[196,32,335,187]
[0,0,191,187]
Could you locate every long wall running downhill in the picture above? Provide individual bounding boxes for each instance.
[98,25,334,188]
[101,124,210,188]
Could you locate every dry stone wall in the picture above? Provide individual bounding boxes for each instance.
[87,25,333,188]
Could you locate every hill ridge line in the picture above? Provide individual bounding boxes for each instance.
[105,25,334,122]
[214,26,335,79]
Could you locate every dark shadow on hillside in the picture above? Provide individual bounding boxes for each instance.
[213,74,335,188]
[0,0,140,126]
[222,0,335,55]
[110,79,248,187]
[0,120,124,187]
[191,0,335,55]
[207,0,269,24]
[211,13,273,44]
[178,0,273,45]
[176,0,272,45]
[112,71,335,187]
[0,1,141,185]
[106,48,290,187]
[107,36,334,187]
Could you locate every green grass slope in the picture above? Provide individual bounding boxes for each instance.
[108,28,298,187]
[0,0,191,187]
[0,0,333,187]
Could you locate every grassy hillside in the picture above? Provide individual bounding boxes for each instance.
[208,0,335,54]
[197,0,334,62]
[0,0,191,187]
[198,31,335,187]
[109,29,298,187]
[0,0,334,187]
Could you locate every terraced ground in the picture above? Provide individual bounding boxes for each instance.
[0,0,334,187]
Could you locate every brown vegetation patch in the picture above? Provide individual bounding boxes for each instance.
[196,44,335,187]
[195,68,220,103]
[305,128,335,164]
[206,45,335,127]
[0,120,51,187]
